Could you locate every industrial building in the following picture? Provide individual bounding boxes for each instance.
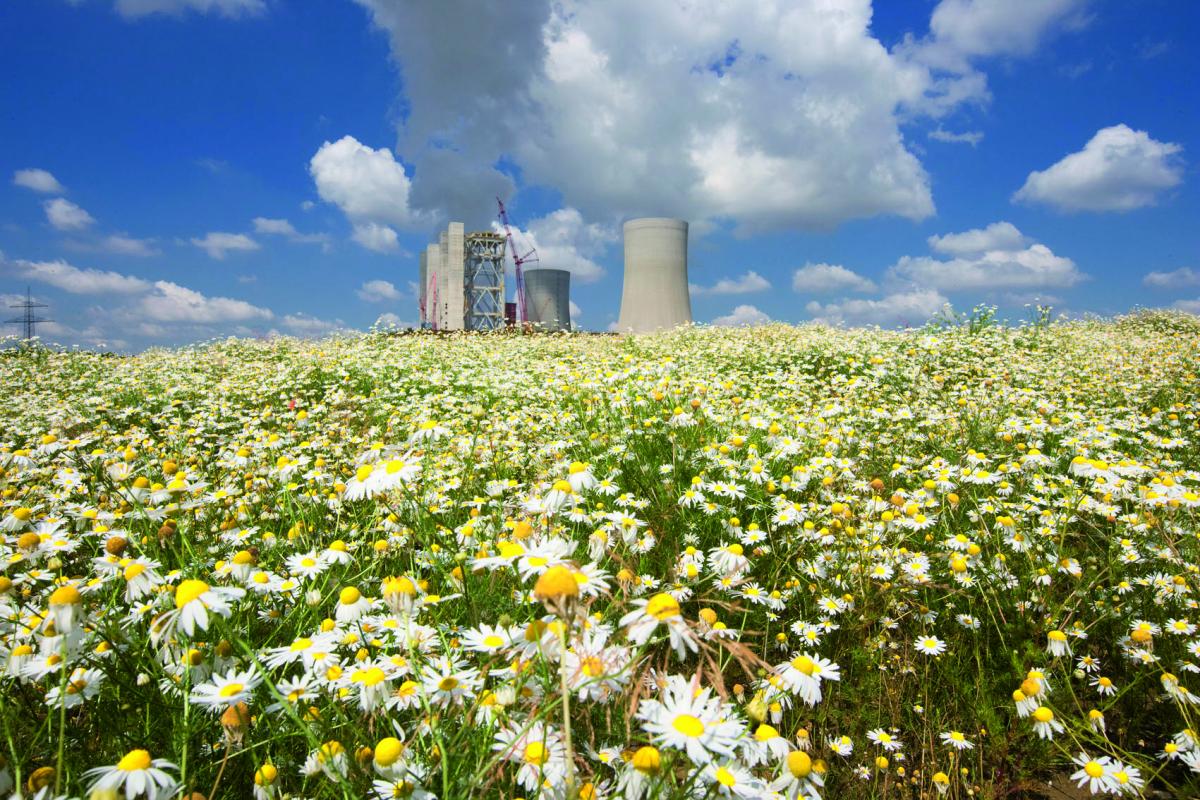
[524,269,571,331]
[616,218,692,333]
[419,223,507,331]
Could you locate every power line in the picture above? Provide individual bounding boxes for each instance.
[6,286,51,340]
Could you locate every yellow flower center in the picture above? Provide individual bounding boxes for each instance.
[1084,761,1104,778]
[524,741,548,765]
[175,579,209,609]
[715,767,736,787]
[646,593,681,620]
[117,749,152,772]
[672,714,705,738]
[375,737,403,767]
[438,676,459,692]
[1032,706,1054,723]
[787,750,812,778]
[218,683,244,698]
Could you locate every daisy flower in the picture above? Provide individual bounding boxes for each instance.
[154,579,245,641]
[190,667,262,712]
[914,635,947,656]
[619,592,698,660]
[637,674,746,764]
[84,749,178,800]
[940,730,974,751]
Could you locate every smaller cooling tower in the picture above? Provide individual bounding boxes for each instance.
[616,218,691,333]
[524,269,571,331]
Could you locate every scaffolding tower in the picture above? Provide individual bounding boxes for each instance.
[464,232,506,331]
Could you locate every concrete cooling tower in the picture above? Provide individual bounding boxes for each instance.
[616,218,692,333]
[524,268,571,331]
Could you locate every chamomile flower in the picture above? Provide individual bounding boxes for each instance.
[83,749,178,800]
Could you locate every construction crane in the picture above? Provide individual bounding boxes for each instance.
[496,197,538,322]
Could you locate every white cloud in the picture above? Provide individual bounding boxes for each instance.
[792,263,876,294]
[252,217,330,248]
[252,217,298,236]
[191,232,260,260]
[113,0,266,20]
[351,222,400,254]
[691,271,770,296]
[927,221,1028,255]
[13,169,64,194]
[310,136,424,236]
[1145,267,1200,289]
[806,288,949,328]
[494,208,613,283]
[373,312,415,329]
[924,0,1089,61]
[356,0,942,232]
[44,198,96,231]
[1013,124,1184,212]
[890,238,1084,293]
[569,300,582,326]
[928,127,983,146]
[896,0,1089,115]
[278,313,343,337]
[5,257,150,294]
[1174,298,1200,315]
[100,234,159,257]
[137,281,273,323]
[357,279,402,303]
[712,304,771,327]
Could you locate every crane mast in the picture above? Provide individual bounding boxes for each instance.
[496,197,538,323]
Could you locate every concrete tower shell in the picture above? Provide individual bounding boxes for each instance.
[616,218,691,333]
[524,269,571,331]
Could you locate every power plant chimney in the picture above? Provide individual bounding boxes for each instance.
[616,218,691,333]
[524,269,571,331]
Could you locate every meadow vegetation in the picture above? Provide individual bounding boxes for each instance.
[1,310,1199,799]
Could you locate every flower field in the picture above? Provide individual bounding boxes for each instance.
[2,312,1200,800]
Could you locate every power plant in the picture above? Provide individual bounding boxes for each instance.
[417,210,691,334]
[616,218,692,333]
[523,269,571,331]
[419,223,506,331]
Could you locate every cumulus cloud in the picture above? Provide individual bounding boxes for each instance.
[373,312,415,329]
[252,217,297,236]
[1174,298,1200,315]
[309,136,425,242]
[96,234,159,257]
[898,0,1089,115]
[113,0,266,20]
[891,223,1084,292]
[1013,125,1184,212]
[13,168,64,194]
[494,208,613,283]
[252,217,330,249]
[691,271,770,296]
[792,263,876,294]
[928,221,1028,255]
[922,0,1090,61]
[806,288,949,328]
[569,300,582,326]
[275,313,344,337]
[928,127,983,146]
[351,222,400,254]
[712,304,771,327]
[5,257,150,294]
[191,232,260,260]
[357,279,402,303]
[356,0,945,233]
[137,280,273,323]
[1144,267,1200,289]
[44,198,96,231]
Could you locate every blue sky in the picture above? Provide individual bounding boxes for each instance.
[1,0,1198,349]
